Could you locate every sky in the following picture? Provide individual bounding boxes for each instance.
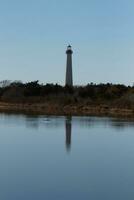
[0,0,134,85]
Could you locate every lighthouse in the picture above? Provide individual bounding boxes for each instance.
[65,45,73,86]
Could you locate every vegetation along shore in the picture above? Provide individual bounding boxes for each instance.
[0,80,134,117]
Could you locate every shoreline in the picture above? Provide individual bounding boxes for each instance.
[0,102,133,118]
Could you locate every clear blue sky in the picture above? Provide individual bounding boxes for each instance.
[0,0,134,85]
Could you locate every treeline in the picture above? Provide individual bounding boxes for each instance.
[0,80,134,107]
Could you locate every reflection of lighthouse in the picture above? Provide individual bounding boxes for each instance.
[65,117,72,151]
[65,45,73,86]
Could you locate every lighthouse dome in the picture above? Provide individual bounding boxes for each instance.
[66,45,73,54]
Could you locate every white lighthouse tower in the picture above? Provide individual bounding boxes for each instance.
[65,45,73,86]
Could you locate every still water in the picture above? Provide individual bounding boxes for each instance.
[1,114,134,200]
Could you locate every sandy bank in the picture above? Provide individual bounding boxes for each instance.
[0,102,133,117]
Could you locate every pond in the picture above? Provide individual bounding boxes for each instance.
[1,114,134,200]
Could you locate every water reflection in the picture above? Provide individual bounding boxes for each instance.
[65,117,72,152]
[25,115,40,129]
[1,113,134,151]
[1,113,134,130]
[2,114,134,200]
